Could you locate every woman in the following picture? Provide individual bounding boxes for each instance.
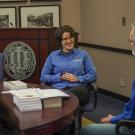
[40,25,97,106]
[80,23,135,135]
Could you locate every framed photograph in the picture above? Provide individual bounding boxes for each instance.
[0,7,17,28]
[31,0,60,1]
[0,0,26,2]
[19,5,60,28]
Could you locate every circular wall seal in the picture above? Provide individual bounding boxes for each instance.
[4,41,36,80]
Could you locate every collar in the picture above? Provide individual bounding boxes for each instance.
[58,48,79,55]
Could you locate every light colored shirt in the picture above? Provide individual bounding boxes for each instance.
[110,79,135,123]
[40,48,97,89]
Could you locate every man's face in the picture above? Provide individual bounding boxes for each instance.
[129,25,135,55]
[61,32,75,52]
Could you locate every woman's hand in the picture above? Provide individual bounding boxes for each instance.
[61,72,79,82]
[100,114,113,123]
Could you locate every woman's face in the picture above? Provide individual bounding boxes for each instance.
[61,32,75,52]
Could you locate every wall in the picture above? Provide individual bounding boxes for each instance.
[81,46,135,97]
[80,0,135,97]
[60,0,81,37]
[80,0,135,50]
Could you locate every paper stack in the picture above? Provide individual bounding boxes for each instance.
[41,97,62,109]
[36,89,70,109]
[10,88,70,111]
[11,89,42,112]
[36,89,70,99]
[4,80,27,90]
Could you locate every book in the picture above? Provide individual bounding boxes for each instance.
[36,89,70,99]
[11,88,39,99]
[10,88,70,111]
[35,89,69,109]
[12,89,42,112]
[14,97,42,112]
[42,97,62,109]
[4,80,27,90]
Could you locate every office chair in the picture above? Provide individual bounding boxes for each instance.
[75,81,98,135]
[0,53,5,81]
[115,119,135,135]
[83,81,98,112]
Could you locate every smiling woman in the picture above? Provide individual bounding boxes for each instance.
[40,25,97,135]
[40,25,97,106]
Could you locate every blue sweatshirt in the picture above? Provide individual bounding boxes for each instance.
[110,80,135,123]
[40,48,97,89]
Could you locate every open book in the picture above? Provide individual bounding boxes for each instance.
[35,89,70,99]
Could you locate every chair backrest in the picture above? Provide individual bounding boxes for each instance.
[0,53,5,81]
[76,81,98,132]
[82,81,98,112]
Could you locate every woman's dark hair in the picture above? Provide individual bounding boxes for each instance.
[55,25,76,45]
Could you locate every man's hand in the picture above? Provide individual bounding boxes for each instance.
[61,72,79,82]
[100,114,113,123]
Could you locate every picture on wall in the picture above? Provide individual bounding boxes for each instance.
[30,0,60,1]
[19,5,60,28]
[0,7,17,28]
[0,0,26,2]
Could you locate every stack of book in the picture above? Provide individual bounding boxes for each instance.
[42,97,62,109]
[11,89,42,112]
[4,80,27,90]
[10,88,70,111]
[36,89,70,109]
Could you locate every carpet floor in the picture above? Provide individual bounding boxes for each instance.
[83,92,126,123]
[82,117,95,126]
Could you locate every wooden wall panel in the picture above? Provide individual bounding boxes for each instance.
[0,28,57,83]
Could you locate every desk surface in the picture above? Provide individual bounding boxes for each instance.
[0,83,79,135]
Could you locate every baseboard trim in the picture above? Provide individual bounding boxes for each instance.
[79,42,131,55]
[98,88,129,102]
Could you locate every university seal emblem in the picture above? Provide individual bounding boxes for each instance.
[4,41,36,80]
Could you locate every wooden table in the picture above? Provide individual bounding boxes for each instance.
[0,82,79,135]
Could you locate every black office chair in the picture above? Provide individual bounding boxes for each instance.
[115,119,135,135]
[75,81,98,135]
[0,53,4,81]
[83,82,98,112]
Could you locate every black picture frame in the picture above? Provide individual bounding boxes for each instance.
[19,5,60,28]
[31,0,60,1]
[0,0,26,2]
